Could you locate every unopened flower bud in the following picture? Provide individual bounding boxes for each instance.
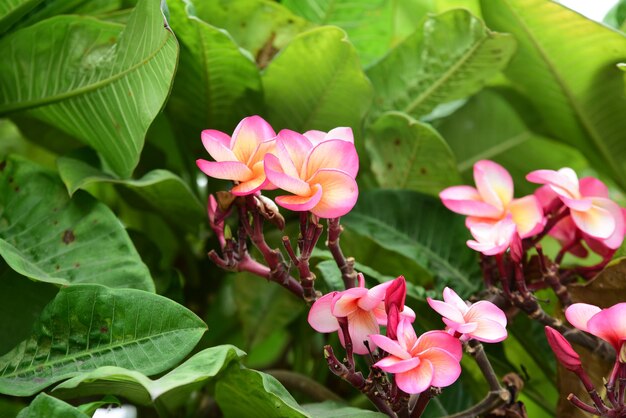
[545,326,582,372]
[385,276,407,310]
[509,232,523,264]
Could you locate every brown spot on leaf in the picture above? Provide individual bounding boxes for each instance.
[14,187,19,192]
[255,33,278,69]
[394,138,401,146]
[53,220,58,225]
[55,265,60,270]
[420,167,427,174]
[8,176,13,183]
[62,230,75,244]
[100,326,108,334]
[0,161,5,171]
[74,263,80,268]
[387,162,393,169]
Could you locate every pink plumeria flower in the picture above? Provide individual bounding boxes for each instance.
[566,303,626,352]
[466,216,517,256]
[527,169,624,248]
[303,127,354,145]
[264,129,359,218]
[371,318,463,394]
[197,116,276,195]
[308,275,415,355]
[440,160,544,239]
[427,287,508,343]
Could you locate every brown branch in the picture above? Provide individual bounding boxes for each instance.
[327,218,358,289]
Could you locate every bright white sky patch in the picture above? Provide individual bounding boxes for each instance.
[558,0,618,22]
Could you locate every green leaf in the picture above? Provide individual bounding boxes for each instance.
[190,0,312,57]
[481,0,626,190]
[215,366,309,418]
[302,401,386,417]
[76,396,120,416]
[604,0,626,29]
[0,0,43,31]
[262,26,373,132]
[53,345,244,413]
[17,393,88,418]
[166,0,263,139]
[343,189,480,297]
[366,111,461,195]
[0,156,154,291]
[436,89,588,195]
[0,284,207,396]
[0,0,178,177]
[57,151,205,232]
[367,9,516,120]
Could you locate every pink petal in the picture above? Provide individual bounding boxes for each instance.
[427,298,465,324]
[308,292,339,333]
[332,288,368,317]
[302,130,326,144]
[275,188,323,212]
[308,169,359,218]
[395,361,434,394]
[464,301,507,328]
[467,318,508,343]
[508,195,545,238]
[264,154,311,196]
[359,281,394,311]
[565,303,601,332]
[570,198,617,239]
[443,318,477,334]
[421,348,462,388]
[467,218,516,256]
[579,177,609,198]
[400,306,416,323]
[440,186,502,218]
[276,130,312,177]
[442,287,469,315]
[249,139,276,166]
[588,199,624,249]
[414,331,463,361]
[375,356,421,373]
[231,116,276,164]
[304,139,359,179]
[348,310,380,355]
[396,318,418,352]
[196,159,252,181]
[325,127,354,143]
[231,161,269,196]
[527,168,580,200]
[370,334,411,360]
[534,185,558,211]
[559,195,593,211]
[587,303,626,351]
[201,130,237,161]
[373,303,388,325]
[473,160,513,210]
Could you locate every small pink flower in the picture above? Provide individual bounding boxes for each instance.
[544,326,582,372]
[264,129,359,218]
[466,216,517,256]
[308,275,415,355]
[197,116,277,196]
[427,287,508,343]
[440,160,544,239]
[371,318,462,394]
[527,169,624,248]
[566,303,626,352]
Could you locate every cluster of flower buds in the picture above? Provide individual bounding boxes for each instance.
[197,115,359,218]
[546,303,626,416]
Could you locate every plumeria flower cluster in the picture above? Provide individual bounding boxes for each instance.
[546,303,626,417]
[197,115,359,219]
[308,275,509,416]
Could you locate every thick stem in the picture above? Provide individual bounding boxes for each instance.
[574,366,610,415]
[536,245,572,307]
[410,388,439,418]
[327,218,358,289]
[568,394,602,415]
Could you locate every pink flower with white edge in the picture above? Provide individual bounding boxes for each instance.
[308,275,415,355]
[466,216,517,256]
[427,287,508,343]
[440,160,544,238]
[196,116,276,196]
[527,169,624,248]
[566,303,626,352]
[264,129,359,218]
[371,318,463,394]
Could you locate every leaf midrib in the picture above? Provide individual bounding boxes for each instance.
[0,29,173,114]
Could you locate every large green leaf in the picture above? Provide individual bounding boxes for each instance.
[0,156,154,291]
[281,0,435,67]
[367,9,516,120]
[343,190,480,297]
[215,366,309,418]
[262,26,373,132]
[53,345,244,413]
[0,0,177,177]
[57,151,204,232]
[166,0,263,140]
[481,0,626,190]
[302,401,385,417]
[436,89,588,195]
[0,284,207,396]
[17,393,88,418]
[366,111,461,196]
[0,0,43,31]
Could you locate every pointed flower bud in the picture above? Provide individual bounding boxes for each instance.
[544,326,582,372]
[509,232,523,264]
[384,276,408,340]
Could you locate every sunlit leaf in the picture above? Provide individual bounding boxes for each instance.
[17,393,87,418]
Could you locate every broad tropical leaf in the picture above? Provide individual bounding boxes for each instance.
[0,284,207,396]
[0,0,177,177]
[367,9,516,120]
[0,156,154,291]
[262,26,373,132]
[0,0,43,31]
[481,0,626,190]
[302,401,386,417]
[366,111,461,195]
[17,393,88,418]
